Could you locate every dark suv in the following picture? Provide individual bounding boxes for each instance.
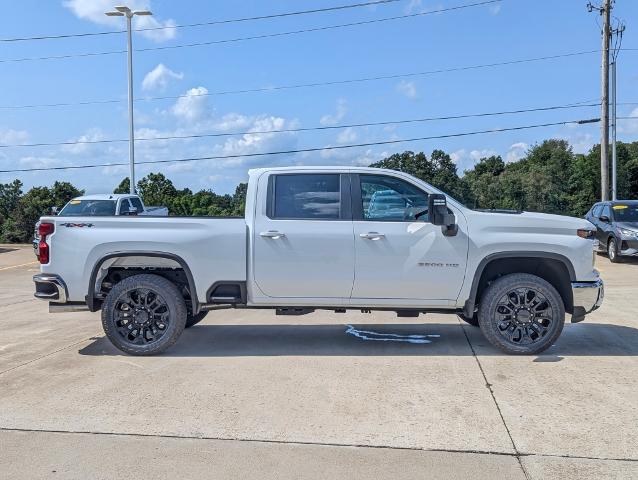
[586,201,638,262]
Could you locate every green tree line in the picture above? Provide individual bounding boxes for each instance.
[1,139,637,243]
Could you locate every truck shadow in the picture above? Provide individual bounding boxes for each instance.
[78,322,638,357]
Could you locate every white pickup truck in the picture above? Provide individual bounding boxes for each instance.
[33,167,604,356]
[57,194,169,217]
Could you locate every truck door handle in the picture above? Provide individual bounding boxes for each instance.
[260,230,286,239]
[359,232,385,240]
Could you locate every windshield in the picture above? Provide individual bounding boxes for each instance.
[59,199,116,216]
[612,204,638,222]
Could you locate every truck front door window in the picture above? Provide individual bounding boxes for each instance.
[359,175,428,221]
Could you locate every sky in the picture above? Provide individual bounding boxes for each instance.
[1,0,637,194]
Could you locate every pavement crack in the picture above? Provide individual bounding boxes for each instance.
[459,320,532,480]
[1,427,636,463]
[0,333,101,376]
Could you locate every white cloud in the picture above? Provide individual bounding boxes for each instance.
[142,64,184,91]
[63,0,176,42]
[405,1,445,15]
[618,107,638,135]
[489,4,502,15]
[62,128,107,155]
[320,99,347,126]
[563,133,595,154]
[19,156,63,169]
[450,148,497,165]
[171,87,210,123]
[134,15,177,42]
[213,113,254,132]
[451,148,498,174]
[337,127,358,144]
[0,129,28,145]
[405,0,423,14]
[396,80,417,99]
[506,142,528,163]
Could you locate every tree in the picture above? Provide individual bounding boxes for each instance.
[232,183,248,216]
[136,173,178,207]
[0,180,23,222]
[461,156,506,209]
[114,177,130,194]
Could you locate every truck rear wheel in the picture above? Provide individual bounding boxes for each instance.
[101,274,187,356]
[478,273,565,355]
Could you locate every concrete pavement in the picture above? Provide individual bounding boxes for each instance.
[1,245,637,479]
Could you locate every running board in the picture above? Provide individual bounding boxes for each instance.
[49,302,90,313]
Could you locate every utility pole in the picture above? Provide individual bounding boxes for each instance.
[610,22,625,201]
[588,0,612,201]
[105,6,153,195]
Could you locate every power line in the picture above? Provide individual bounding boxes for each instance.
[0,1,501,63]
[0,0,404,43]
[0,51,603,110]
[0,118,598,174]
[0,101,600,149]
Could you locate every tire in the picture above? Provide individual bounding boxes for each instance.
[458,313,479,327]
[608,237,621,263]
[478,273,565,355]
[185,310,208,328]
[102,274,187,356]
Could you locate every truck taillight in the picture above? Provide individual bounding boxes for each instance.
[38,222,54,264]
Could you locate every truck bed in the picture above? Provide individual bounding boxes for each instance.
[40,215,247,304]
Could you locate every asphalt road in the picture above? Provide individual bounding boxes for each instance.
[0,244,636,479]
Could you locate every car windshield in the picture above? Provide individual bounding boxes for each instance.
[612,204,638,222]
[59,200,116,216]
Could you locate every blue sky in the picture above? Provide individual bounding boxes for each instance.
[1,0,637,194]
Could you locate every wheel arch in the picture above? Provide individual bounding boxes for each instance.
[87,251,199,314]
[463,252,576,318]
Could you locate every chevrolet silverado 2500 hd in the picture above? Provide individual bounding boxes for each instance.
[33,167,604,355]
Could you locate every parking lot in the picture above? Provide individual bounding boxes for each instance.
[0,244,636,479]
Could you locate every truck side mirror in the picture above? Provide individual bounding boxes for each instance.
[428,194,458,236]
[599,215,610,223]
[127,207,139,216]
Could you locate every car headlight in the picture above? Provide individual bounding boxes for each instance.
[619,228,638,237]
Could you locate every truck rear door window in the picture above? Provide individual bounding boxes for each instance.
[272,174,341,219]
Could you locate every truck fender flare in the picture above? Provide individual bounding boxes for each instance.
[86,251,199,313]
[462,251,576,318]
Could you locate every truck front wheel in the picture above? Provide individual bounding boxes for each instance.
[101,274,187,356]
[185,310,208,328]
[478,273,565,355]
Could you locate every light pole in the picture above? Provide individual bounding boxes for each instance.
[105,6,152,195]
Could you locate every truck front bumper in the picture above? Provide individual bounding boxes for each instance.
[571,278,604,323]
[33,273,68,303]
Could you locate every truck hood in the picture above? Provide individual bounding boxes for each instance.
[466,209,594,235]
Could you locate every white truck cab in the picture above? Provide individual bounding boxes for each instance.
[33,167,604,356]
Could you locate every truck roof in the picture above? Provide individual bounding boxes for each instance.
[247,166,400,175]
[71,194,139,201]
